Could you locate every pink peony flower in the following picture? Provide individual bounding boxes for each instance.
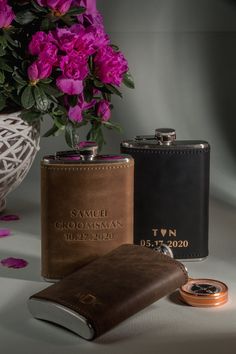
[70,24,97,56]
[59,52,88,80]
[70,23,109,56]
[81,11,104,27]
[97,100,111,121]
[28,60,52,81]
[39,43,58,65]
[0,1,15,29]
[75,0,103,26]
[36,0,73,14]
[79,0,97,16]
[56,52,88,95]
[57,78,83,95]
[68,104,83,122]
[29,31,55,56]
[68,94,96,122]
[53,28,79,53]
[29,32,58,65]
[85,24,110,50]
[94,46,129,87]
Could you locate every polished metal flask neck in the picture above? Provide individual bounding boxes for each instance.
[76,142,98,161]
[135,128,177,145]
[43,141,132,165]
[122,129,209,150]
[155,128,176,145]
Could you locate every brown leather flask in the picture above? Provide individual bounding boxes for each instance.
[28,244,188,340]
[41,142,134,281]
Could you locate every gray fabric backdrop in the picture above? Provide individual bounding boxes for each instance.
[24,0,236,205]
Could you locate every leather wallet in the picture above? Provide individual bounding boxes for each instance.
[28,244,188,340]
[41,145,134,281]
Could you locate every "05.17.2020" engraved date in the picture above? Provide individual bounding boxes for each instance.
[140,240,189,248]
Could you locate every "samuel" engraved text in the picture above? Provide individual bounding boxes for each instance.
[70,209,108,218]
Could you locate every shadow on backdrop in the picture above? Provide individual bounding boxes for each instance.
[205,31,236,159]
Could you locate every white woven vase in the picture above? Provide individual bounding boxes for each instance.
[0,112,40,212]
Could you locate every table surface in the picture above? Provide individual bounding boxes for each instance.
[0,180,236,354]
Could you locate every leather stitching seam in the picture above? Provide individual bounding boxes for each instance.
[41,164,133,171]
[121,148,210,155]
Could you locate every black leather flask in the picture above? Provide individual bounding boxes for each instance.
[121,129,210,260]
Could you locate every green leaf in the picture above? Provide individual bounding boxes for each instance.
[8,93,21,106]
[123,72,135,89]
[84,79,94,102]
[17,84,26,95]
[4,31,19,47]
[21,86,35,109]
[39,83,63,98]
[31,0,48,12]
[52,104,67,115]
[0,34,9,54]
[0,94,6,111]
[110,44,120,52]
[0,59,13,72]
[65,122,76,148]
[43,124,60,137]
[0,36,7,47]
[40,78,53,84]
[11,50,20,59]
[60,15,74,26]
[40,17,51,31]
[0,71,5,84]
[21,60,31,72]
[87,125,105,151]
[3,83,14,93]
[67,6,86,15]
[105,84,123,98]
[104,121,123,133]
[20,110,42,124]
[0,46,6,57]
[83,112,101,122]
[94,79,104,88]
[12,71,27,85]
[34,85,50,112]
[89,56,94,73]
[67,95,78,107]
[15,10,37,25]
[102,92,111,101]
[54,116,66,130]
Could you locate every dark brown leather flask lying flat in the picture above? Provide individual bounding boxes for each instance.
[41,142,134,281]
[28,244,188,340]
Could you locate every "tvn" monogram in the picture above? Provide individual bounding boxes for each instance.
[152,228,177,237]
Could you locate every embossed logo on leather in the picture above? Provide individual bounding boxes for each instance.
[76,292,100,305]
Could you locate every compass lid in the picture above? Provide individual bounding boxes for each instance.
[179,278,228,307]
